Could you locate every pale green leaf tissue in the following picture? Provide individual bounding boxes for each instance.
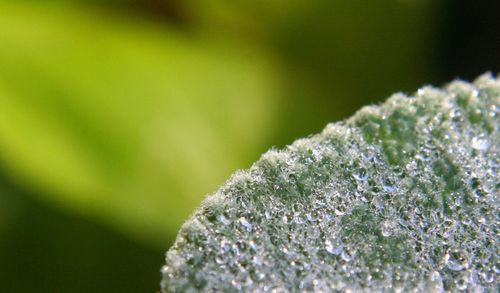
[162,75,499,292]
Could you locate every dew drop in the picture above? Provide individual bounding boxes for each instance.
[239,216,253,232]
[218,214,231,226]
[161,266,170,274]
[340,247,356,262]
[481,269,495,283]
[455,274,469,290]
[450,109,462,119]
[215,255,225,264]
[427,271,444,292]
[325,239,344,255]
[353,169,368,181]
[415,153,431,162]
[445,249,468,271]
[488,104,498,117]
[471,135,490,151]
[383,184,396,193]
[380,220,394,237]
[256,272,265,281]
[293,213,305,225]
[334,208,345,216]
[220,240,231,254]
[248,240,257,251]
[231,279,241,290]
[282,214,290,224]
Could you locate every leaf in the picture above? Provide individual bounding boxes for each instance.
[0,1,279,247]
[162,74,499,291]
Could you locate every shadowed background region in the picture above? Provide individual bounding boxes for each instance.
[0,0,499,291]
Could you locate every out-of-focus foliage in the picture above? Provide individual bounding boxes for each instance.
[0,0,439,248]
[191,0,441,140]
[0,1,279,247]
[0,174,163,292]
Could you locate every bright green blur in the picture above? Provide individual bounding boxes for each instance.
[0,1,280,247]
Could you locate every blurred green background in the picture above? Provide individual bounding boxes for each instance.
[0,0,498,292]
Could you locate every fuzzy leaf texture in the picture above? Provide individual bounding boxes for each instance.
[162,74,499,292]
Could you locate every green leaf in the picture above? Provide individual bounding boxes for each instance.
[162,74,499,291]
[0,1,279,247]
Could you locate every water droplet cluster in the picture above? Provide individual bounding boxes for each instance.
[162,74,499,292]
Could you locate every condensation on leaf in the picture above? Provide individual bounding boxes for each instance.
[162,74,499,292]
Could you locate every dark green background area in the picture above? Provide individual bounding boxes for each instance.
[0,171,164,293]
[0,0,498,292]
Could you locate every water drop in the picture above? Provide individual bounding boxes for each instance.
[445,249,468,271]
[215,255,225,264]
[450,109,462,119]
[488,104,498,117]
[220,240,232,254]
[380,220,395,237]
[340,247,356,262]
[256,272,265,280]
[383,183,396,193]
[455,274,469,290]
[252,255,263,266]
[471,135,490,151]
[481,269,495,283]
[239,216,253,231]
[334,207,345,216]
[293,213,305,225]
[325,239,344,255]
[161,266,170,274]
[293,203,303,212]
[218,214,231,226]
[235,240,247,252]
[415,153,431,162]
[353,169,368,181]
[248,240,257,251]
[231,279,241,290]
[427,271,444,292]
